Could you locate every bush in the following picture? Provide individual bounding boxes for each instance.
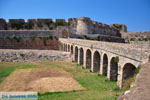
[30,34,38,40]
[96,36,100,41]
[11,35,21,42]
[26,21,34,29]
[20,53,25,57]
[38,35,54,46]
[135,65,141,74]
[67,21,72,26]
[130,38,135,41]
[114,56,119,63]
[4,35,10,40]
[54,21,65,26]
[10,22,25,30]
[44,20,53,26]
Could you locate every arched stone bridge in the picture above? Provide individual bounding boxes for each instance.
[59,38,150,88]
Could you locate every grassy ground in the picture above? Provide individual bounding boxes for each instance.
[0,61,122,100]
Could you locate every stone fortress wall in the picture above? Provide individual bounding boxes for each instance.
[0,49,71,62]
[0,17,127,36]
[0,17,128,49]
[68,17,127,37]
[0,30,59,49]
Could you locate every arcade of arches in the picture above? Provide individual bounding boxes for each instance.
[60,43,138,88]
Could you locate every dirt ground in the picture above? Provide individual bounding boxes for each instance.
[0,67,84,93]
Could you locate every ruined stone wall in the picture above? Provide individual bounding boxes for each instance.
[0,30,59,50]
[121,31,150,39]
[0,17,127,37]
[0,49,71,62]
[0,18,67,30]
[68,17,127,37]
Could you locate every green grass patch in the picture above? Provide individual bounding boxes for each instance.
[0,61,123,100]
[0,63,38,83]
[37,61,121,100]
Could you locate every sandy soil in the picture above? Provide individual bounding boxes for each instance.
[0,68,84,93]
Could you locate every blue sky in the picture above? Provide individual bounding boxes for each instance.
[0,0,149,32]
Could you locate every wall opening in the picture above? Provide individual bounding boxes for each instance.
[68,45,70,52]
[123,63,136,80]
[149,55,150,62]
[80,48,84,65]
[75,46,78,62]
[93,51,100,72]
[86,49,92,69]
[103,54,108,76]
[71,45,73,54]
[110,57,118,81]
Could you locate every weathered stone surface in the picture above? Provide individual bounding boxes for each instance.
[55,19,66,23]
[0,30,59,50]
[7,19,25,30]
[0,49,71,62]
[118,62,150,100]
[0,17,126,38]
[0,18,7,30]
[110,24,127,32]
[0,30,57,38]
[72,17,121,37]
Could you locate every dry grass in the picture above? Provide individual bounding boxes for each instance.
[0,67,84,93]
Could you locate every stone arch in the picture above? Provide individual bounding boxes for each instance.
[68,44,70,52]
[123,63,136,80]
[75,46,78,62]
[110,57,118,81]
[103,54,108,76]
[71,45,73,54]
[65,44,68,52]
[86,49,92,69]
[93,51,100,72]
[79,48,84,65]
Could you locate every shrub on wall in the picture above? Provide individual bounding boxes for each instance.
[44,20,53,26]
[67,21,72,26]
[38,35,54,46]
[30,34,38,41]
[114,56,119,63]
[20,53,25,57]
[25,21,34,29]
[11,35,22,42]
[4,34,10,40]
[54,21,65,26]
[10,22,25,30]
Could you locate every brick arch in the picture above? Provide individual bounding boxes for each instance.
[122,63,136,80]
[110,57,118,81]
[93,51,101,72]
[79,47,84,65]
[102,53,108,76]
[86,49,92,69]
[75,46,78,62]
